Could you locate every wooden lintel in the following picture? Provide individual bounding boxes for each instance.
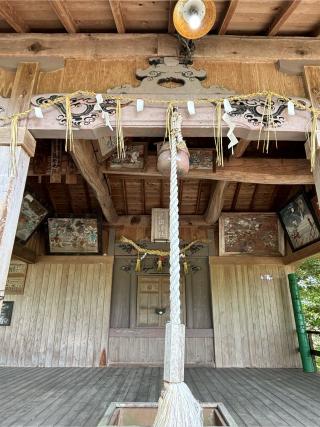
[107,215,209,228]
[0,1,29,33]
[71,140,118,223]
[268,0,301,36]
[0,34,320,70]
[103,157,313,185]
[12,242,37,264]
[109,0,126,34]
[204,181,229,225]
[49,0,78,33]
[218,0,239,35]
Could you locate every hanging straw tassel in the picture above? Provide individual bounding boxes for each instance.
[183,259,189,275]
[310,109,319,172]
[213,102,223,166]
[258,92,278,153]
[135,255,141,272]
[116,99,125,159]
[65,96,74,152]
[165,103,174,142]
[157,257,163,272]
[9,115,19,176]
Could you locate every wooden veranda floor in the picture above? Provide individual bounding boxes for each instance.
[0,367,319,426]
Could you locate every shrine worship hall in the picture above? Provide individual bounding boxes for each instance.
[0,1,320,426]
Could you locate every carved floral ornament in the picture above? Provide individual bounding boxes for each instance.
[0,57,318,174]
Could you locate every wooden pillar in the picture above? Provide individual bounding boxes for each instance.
[304,66,320,203]
[0,63,39,310]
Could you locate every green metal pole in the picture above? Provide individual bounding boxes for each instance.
[288,273,316,373]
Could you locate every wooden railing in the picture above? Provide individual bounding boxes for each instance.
[306,330,320,360]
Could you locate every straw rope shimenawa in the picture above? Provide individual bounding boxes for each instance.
[152,107,203,427]
[4,89,320,175]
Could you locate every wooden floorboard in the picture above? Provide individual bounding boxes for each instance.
[0,367,319,426]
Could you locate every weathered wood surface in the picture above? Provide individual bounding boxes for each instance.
[209,261,301,368]
[21,94,312,141]
[0,367,319,426]
[0,258,113,367]
[71,139,118,223]
[0,63,38,311]
[0,34,320,70]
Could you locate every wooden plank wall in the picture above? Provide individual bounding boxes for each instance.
[0,257,113,367]
[210,260,301,368]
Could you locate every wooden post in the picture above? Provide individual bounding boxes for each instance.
[0,62,38,311]
[304,66,320,203]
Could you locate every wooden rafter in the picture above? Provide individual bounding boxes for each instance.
[109,0,125,34]
[218,0,239,35]
[0,0,29,33]
[71,140,118,223]
[204,181,229,225]
[268,0,301,36]
[49,0,78,33]
[231,183,241,210]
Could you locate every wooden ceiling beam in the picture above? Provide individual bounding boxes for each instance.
[12,242,37,264]
[204,181,229,225]
[268,0,301,36]
[71,140,118,223]
[49,0,78,33]
[1,34,320,70]
[103,157,313,185]
[0,0,29,32]
[218,0,239,35]
[109,0,126,33]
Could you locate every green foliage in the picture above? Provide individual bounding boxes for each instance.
[296,257,320,330]
[296,257,320,367]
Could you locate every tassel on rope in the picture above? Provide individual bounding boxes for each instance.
[135,254,141,272]
[183,259,189,275]
[116,99,125,159]
[310,109,319,172]
[165,103,174,143]
[65,96,74,152]
[9,115,18,176]
[258,92,278,153]
[157,257,163,272]
[213,102,223,166]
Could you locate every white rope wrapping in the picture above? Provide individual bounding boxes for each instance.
[169,110,182,325]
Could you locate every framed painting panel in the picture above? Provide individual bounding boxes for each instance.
[5,261,27,295]
[0,302,14,326]
[16,192,48,244]
[219,213,285,256]
[46,216,102,255]
[311,194,320,222]
[278,192,320,252]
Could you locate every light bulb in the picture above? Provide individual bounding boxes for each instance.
[188,10,201,30]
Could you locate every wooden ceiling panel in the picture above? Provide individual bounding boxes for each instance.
[222,182,238,210]
[180,180,200,215]
[224,0,285,34]
[109,178,126,215]
[276,1,320,35]
[120,0,168,32]
[250,184,276,211]
[8,1,64,31]
[144,179,162,213]
[234,183,256,210]
[196,181,212,214]
[125,179,145,214]
[65,0,116,32]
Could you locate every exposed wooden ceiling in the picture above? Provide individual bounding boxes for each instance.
[27,139,304,218]
[0,0,318,37]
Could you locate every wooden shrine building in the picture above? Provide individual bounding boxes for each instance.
[0,1,320,426]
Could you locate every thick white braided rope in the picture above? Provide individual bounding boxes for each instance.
[169,110,181,325]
